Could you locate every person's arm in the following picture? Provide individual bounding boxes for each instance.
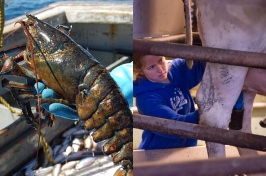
[186,60,206,89]
[168,59,206,89]
[136,94,199,139]
[110,62,133,107]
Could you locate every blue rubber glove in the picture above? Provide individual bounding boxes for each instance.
[34,62,133,120]
[110,61,133,107]
[34,82,79,120]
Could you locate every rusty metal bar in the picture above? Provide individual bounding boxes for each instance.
[133,113,266,151]
[145,34,186,43]
[134,154,266,176]
[133,39,266,69]
[143,33,201,45]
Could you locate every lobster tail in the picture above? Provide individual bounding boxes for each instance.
[76,64,133,174]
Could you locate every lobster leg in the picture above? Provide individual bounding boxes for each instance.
[21,100,37,128]
[1,77,57,128]
[8,87,38,129]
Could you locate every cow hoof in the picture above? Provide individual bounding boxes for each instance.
[259,118,266,128]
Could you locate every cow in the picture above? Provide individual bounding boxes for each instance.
[194,0,266,160]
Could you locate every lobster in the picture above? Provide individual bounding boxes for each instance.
[0,14,133,176]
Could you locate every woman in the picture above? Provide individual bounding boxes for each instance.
[133,54,206,150]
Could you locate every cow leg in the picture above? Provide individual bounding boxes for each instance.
[196,63,248,158]
[241,68,266,156]
[237,91,258,156]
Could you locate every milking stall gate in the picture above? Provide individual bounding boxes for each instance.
[133,0,266,176]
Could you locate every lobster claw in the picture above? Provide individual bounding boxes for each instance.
[0,55,26,77]
[0,57,13,74]
[0,45,31,77]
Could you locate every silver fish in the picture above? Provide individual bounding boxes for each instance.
[33,166,54,176]
[53,145,62,157]
[61,161,79,171]
[75,157,96,170]
[52,163,61,176]
[53,153,65,164]
[63,146,74,157]
[62,127,79,138]
[72,138,84,152]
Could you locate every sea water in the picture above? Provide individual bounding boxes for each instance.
[5,0,131,20]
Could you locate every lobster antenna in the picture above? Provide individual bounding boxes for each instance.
[3,25,21,41]
[17,20,57,164]
[16,19,43,164]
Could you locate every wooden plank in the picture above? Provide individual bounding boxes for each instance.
[0,117,30,149]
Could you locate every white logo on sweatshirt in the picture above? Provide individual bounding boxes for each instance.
[170,88,188,112]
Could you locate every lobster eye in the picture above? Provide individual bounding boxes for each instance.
[27,19,34,27]
[28,22,34,26]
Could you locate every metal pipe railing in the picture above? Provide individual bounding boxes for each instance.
[134,154,266,176]
[133,113,266,151]
[143,33,202,45]
[133,39,266,69]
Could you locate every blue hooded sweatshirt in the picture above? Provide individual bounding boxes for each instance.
[133,59,206,150]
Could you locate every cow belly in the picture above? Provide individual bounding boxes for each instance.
[243,68,266,95]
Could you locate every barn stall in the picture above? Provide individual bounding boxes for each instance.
[133,0,266,175]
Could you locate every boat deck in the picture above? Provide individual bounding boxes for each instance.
[0,1,132,175]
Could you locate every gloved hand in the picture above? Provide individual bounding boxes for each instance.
[34,82,79,120]
[34,62,133,120]
[110,61,133,107]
